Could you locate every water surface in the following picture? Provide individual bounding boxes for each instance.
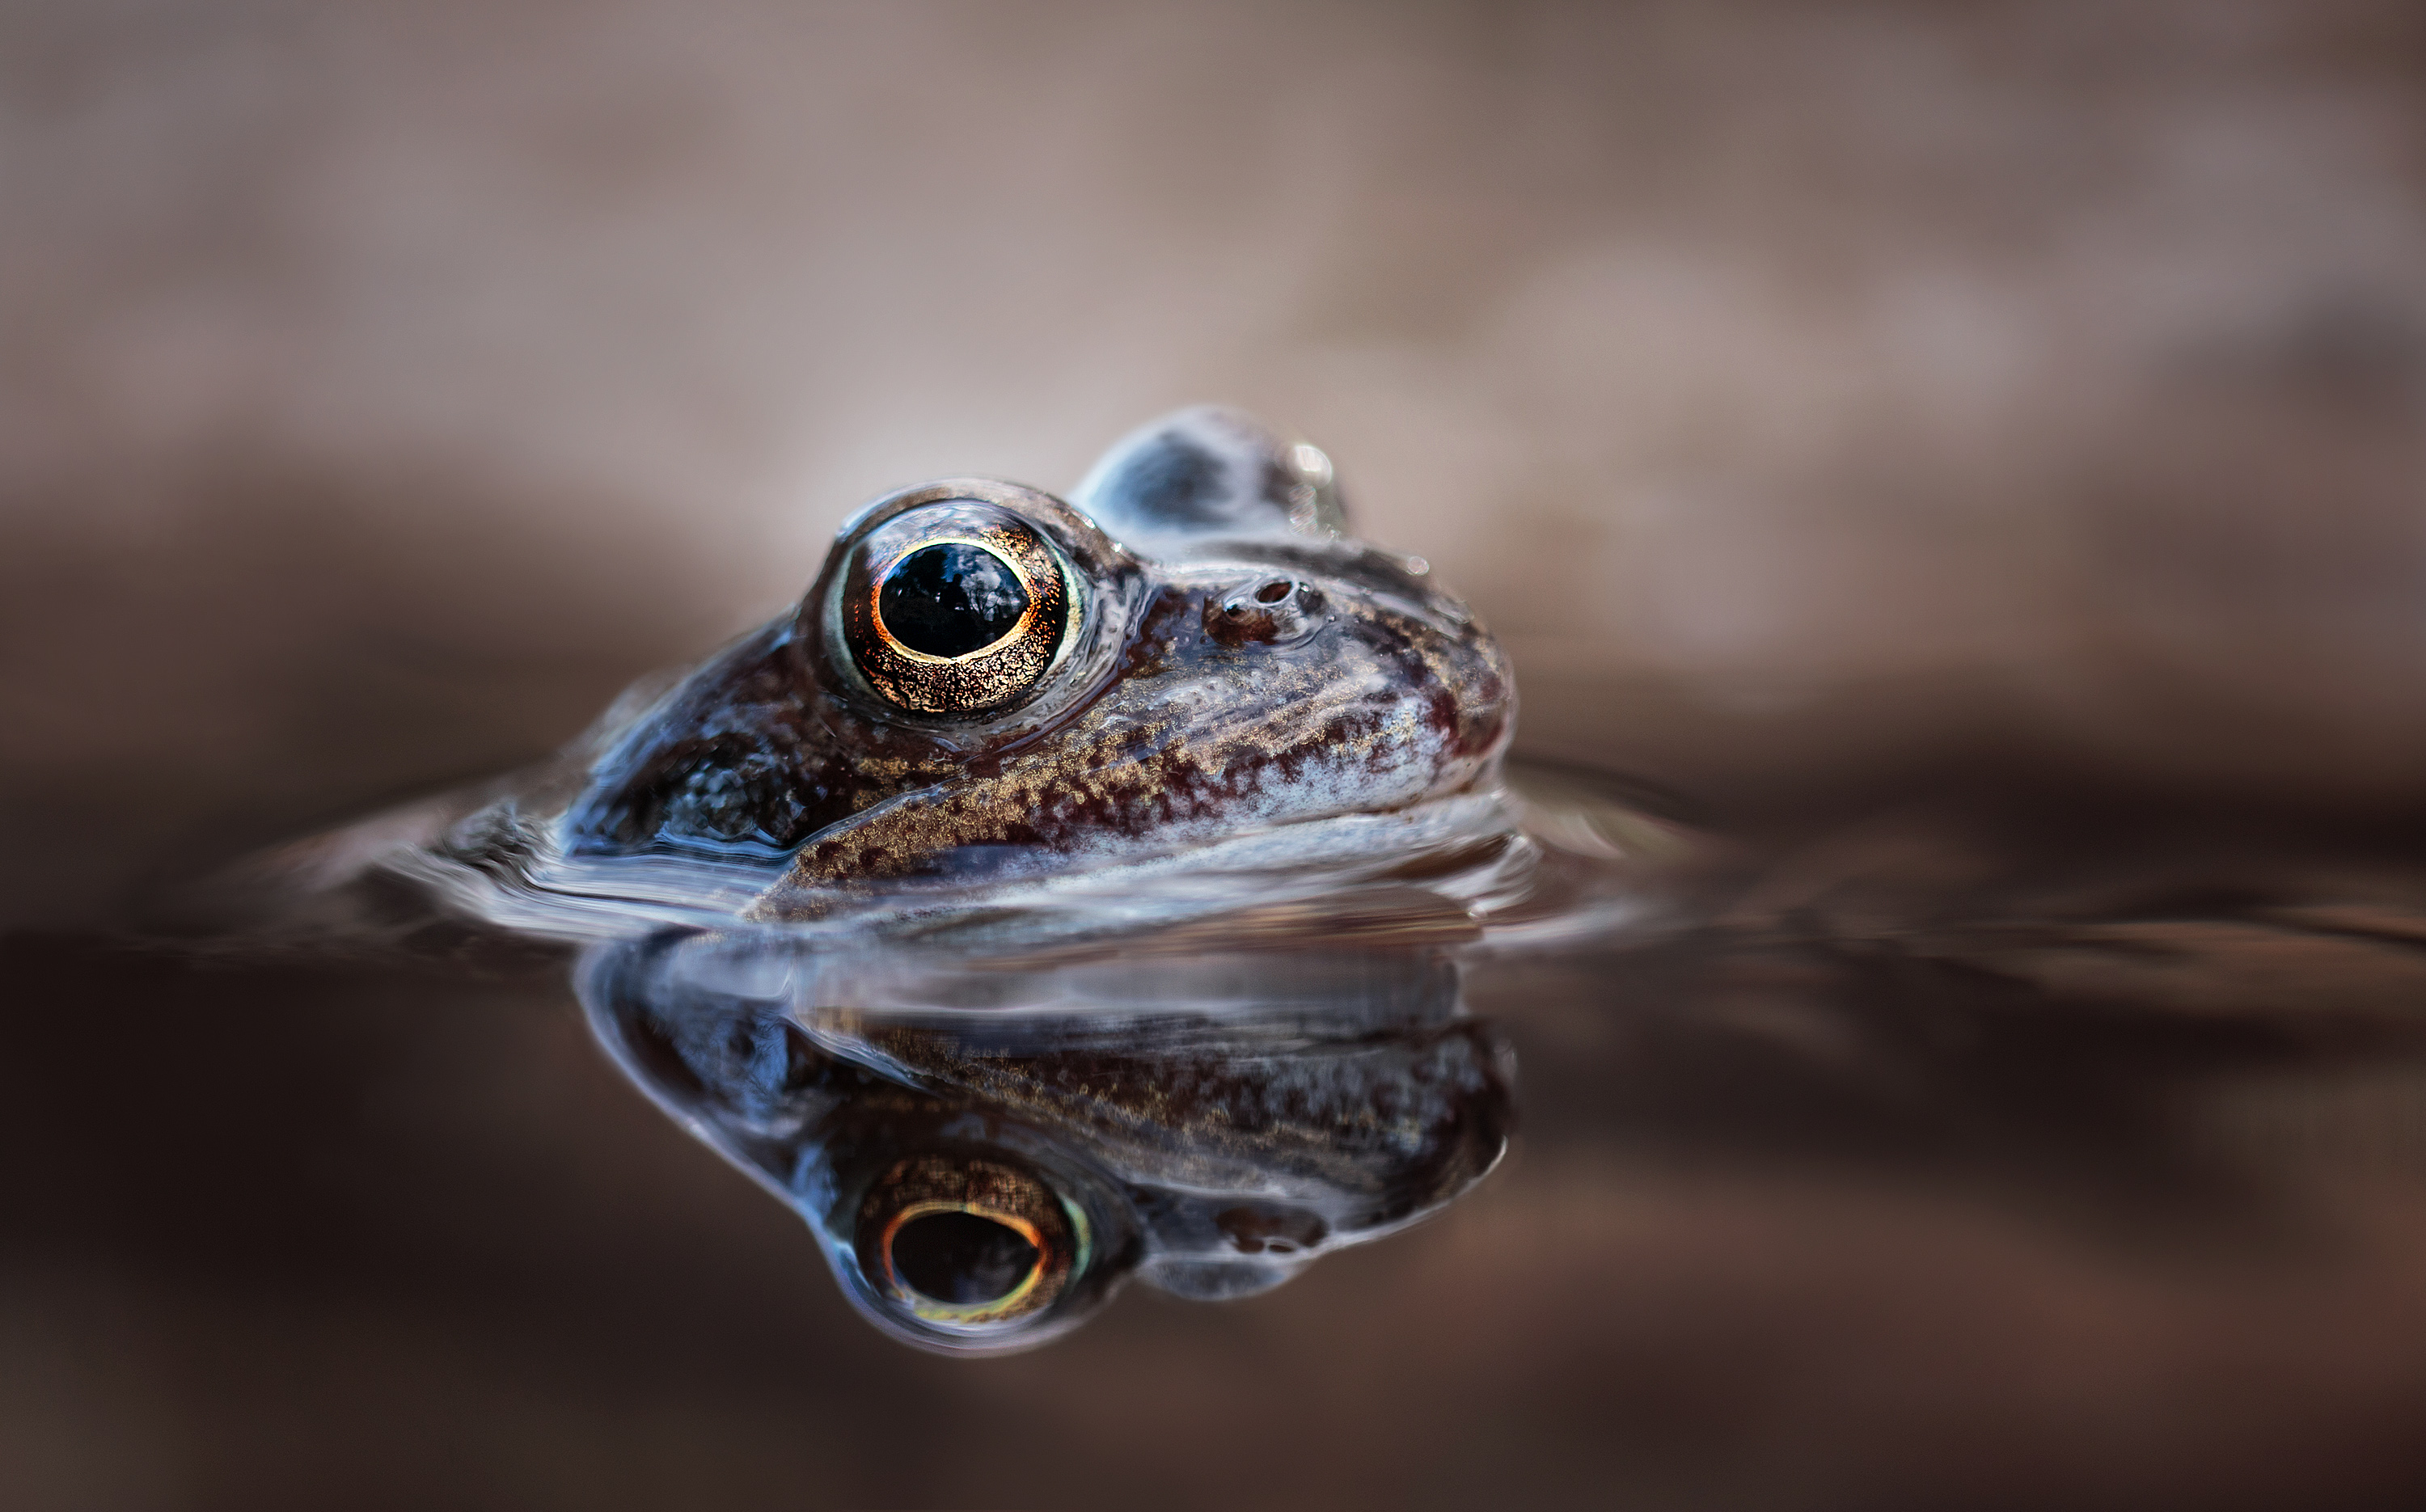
[13,757,2426,1510]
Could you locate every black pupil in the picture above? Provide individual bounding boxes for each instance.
[877,543,1030,658]
[890,1211,1039,1304]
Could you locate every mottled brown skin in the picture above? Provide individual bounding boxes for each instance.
[559,408,1513,919]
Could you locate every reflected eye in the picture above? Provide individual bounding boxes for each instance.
[854,1152,1082,1328]
[839,503,1072,715]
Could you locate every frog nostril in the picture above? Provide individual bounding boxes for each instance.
[1208,578,1325,645]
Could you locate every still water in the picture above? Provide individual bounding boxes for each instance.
[16,761,2426,1509]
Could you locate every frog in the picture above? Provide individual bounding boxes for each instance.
[230,406,1521,948]
[522,404,1518,934]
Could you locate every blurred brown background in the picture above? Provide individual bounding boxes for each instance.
[7,2,2426,1508]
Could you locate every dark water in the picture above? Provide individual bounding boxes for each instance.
[13,767,2426,1510]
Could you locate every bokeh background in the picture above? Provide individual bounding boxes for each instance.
[7,2,2426,1508]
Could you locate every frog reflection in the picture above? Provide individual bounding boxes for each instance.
[583,932,1511,1352]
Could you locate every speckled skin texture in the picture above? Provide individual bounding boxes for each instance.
[559,408,1513,914]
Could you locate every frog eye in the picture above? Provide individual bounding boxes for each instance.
[852,1152,1086,1335]
[838,503,1073,716]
